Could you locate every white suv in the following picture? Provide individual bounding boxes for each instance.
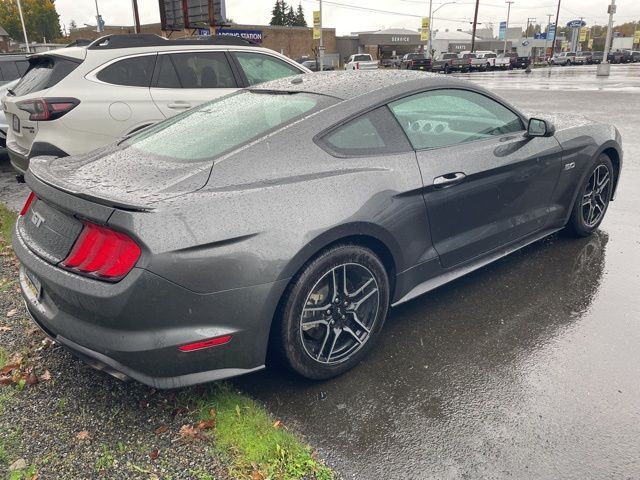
[4,34,311,174]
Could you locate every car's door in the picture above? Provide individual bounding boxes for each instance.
[229,51,306,86]
[389,88,563,268]
[149,51,240,118]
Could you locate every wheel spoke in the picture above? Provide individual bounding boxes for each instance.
[301,319,329,330]
[581,193,591,206]
[352,286,378,311]
[346,277,374,298]
[326,328,342,362]
[316,326,332,361]
[342,326,363,344]
[303,304,331,313]
[348,311,371,333]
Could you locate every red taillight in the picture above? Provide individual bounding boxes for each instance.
[178,335,233,352]
[20,192,36,216]
[356,62,360,70]
[408,61,413,68]
[17,97,79,121]
[61,222,141,281]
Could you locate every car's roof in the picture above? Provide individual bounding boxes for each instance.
[250,70,464,101]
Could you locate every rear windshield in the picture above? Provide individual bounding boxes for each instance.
[442,54,458,59]
[12,55,80,96]
[407,54,425,60]
[124,91,335,161]
[353,55,372,62]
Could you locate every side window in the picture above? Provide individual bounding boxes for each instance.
[155,55,180,88]
[16,61,29,76]
[0,62,19,81]
[166,52,237,88]
[321,107,412,157]
[233,52,302,86]
[97,55,156,87]
[389,89,524,150]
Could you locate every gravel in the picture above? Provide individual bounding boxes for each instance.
[0,237,230,479]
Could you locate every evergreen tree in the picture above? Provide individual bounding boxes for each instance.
[269,0,285,26]
[295,3,307,27]
[285,5,297,26]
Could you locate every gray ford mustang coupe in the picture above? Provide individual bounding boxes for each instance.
[14,71,622,388]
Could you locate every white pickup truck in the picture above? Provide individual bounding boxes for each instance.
[344,54,379,70]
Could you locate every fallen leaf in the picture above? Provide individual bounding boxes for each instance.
[39,370,52,381]
[8,458,26,471]
[154,425,168,435]
[170,406,188,417]
[0,364,19,375]
[149,449,160,460]
[0,375,12,385]
[6,308,17,318]
[273,420,283,429]
[30,474,39,480]
[197,419,215,430]
[25,372,38,385]
[178,424,205,441]
[0,326,12,332]
[76,430,90,441]
[252,471,265,480]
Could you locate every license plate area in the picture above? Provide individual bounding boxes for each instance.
[12,114,20,133]
[24,269,42,300]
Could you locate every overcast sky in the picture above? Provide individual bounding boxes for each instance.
[56,0,640,36]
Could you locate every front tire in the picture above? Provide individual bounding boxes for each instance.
[568,154,614,237]
[275,244,390,380]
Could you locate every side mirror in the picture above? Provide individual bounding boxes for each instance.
[527,118,555,137]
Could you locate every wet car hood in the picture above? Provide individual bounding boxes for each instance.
[29,144,213,211]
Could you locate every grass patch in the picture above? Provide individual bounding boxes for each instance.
[0,202,17,246]
[195,384,333,480]
[0,346,7,370]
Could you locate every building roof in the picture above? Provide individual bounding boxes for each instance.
[370,28,420,35]
[0,26,9,37]
[433,30,480,41]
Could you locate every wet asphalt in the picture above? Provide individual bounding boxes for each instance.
[235,65,640,479]
[0,64,638,479]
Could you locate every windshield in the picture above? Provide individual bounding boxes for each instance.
[353,55,372,62]
[124,91,335,162]
[407,54,424,60]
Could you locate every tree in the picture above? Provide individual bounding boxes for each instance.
[269,0,286,26]
[295,3,307,27]
[69,19,77,31]
[0,0,62,43]
[285,5,296,26]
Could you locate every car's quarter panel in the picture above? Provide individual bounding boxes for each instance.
[416,133,563,267]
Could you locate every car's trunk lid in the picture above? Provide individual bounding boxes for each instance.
[28,143,213,211]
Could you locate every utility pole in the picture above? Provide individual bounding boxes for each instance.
[132,0,141,34]
[503,1,513,55]
[543,13,553,61]
[319,0,324,71]
[428,0,433,59]
[597,0,615,76]
[470,0,480,52]
[552,0,561,56]
[16,0,30,53]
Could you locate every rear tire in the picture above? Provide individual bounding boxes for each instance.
[275,244,390,380]
[568,154,614,237]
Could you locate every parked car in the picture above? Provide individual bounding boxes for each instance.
[431,53,468,73]
[380,55,402,68]
[14,70,622,387]
[300,59,334,72]
[344,54,379,70]
[631,51,640,62]
[400,53,431,71]
[550,52,576,65]
[474,51,498,70]
[606,51,624,64]
[0,79,19,148]
[0,54,29,85]
[574,51,591,65]
[505,52,531,68]
[617,50,633,63]
[460,52,486,71]
[4,34,310,174]
[494,53,513,69]
[591,51,604,64]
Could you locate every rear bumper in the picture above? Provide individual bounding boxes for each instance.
[8,141,68,174]
[14,219,288,389]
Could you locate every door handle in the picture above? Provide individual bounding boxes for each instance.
[433,172,466,187]
[167,102,192,110]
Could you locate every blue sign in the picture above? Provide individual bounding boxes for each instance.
[499,21,507,41]
[196,27,211,36]
[215,28,263,44]
[534,32,547,39]
[548,24,556,41]
[566,19,586,28]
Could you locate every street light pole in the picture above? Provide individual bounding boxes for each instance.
[503,1,513,54]
[16,0,30,53]
[597,0,615,76]
[132,0,141,34]
[428,2,456,59]
[319,0,324,71]
[552,0,561,56]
